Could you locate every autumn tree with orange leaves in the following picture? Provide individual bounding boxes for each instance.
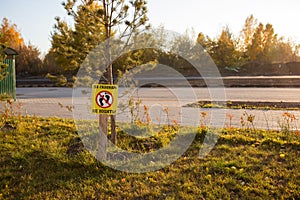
[0,18,24,49]
[0,18,43,76]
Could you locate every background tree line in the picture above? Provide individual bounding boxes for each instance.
[197,15,300,70]
[1,4,299,78]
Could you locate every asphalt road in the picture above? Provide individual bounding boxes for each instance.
[1,87,299,130]
[15,87,300,102]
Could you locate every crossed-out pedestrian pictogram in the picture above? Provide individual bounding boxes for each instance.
[95,90,113,108]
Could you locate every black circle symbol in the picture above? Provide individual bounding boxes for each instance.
[96,90,113,108]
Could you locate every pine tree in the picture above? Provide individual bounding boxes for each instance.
[262,23,277,62]
[240,15,257,52]
[211,27,241,68]
[246,22,278,63]
[246,23,264,62]
[51,1,107,73]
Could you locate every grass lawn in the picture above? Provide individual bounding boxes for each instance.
[0,116,299,199]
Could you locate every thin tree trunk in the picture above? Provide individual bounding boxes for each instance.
[98,114,108,160]
[107,62,117,145]
[101,0,117,148]
[110,115,117,144]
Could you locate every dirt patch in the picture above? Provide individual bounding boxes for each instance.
[185,100,300,110]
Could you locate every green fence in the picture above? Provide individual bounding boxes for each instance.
[0,48,18,100]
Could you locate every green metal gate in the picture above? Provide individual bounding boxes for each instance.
[0,47,18,100]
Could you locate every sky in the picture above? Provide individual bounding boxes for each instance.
[1,0,300,55]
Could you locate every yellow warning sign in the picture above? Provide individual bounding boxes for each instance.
[92,84,118,115]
